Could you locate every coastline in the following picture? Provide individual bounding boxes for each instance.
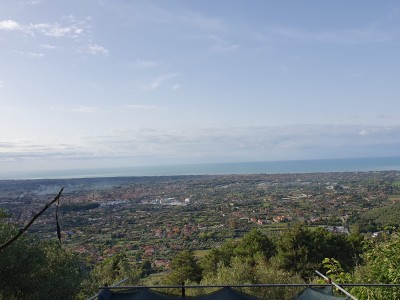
[1,156,400,180]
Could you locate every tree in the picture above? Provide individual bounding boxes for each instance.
[277,223,316,279]
[318,237,400,299]
[320,258,352,284]
[199,256,303,300]
[83,252,140,297]
[201,229,275,276]
[201,240,236,276]
[277,223,363,280]
[0,223,88,299]
[0,188,64,252]
[234,228,276,265]
[201,248,225,276]
[351,237,400,299]
[0,209,8,219]
[164,250,202,284]
[141,259,153,277]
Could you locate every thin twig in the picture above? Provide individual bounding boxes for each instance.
[0,187,64,251]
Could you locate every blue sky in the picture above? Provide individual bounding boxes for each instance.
[1,0,400,177]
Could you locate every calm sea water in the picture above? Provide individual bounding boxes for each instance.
[3,157,400,180]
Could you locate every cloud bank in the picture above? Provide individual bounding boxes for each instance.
[0,18,87,38]
[1,125,399,166]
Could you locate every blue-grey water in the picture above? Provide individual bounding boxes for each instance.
[3,157,400,180]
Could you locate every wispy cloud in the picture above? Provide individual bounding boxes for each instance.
[50,106,100,113]
[0,81,3,88]
[265,25,398,44]
[15,50,45,58]
[0,139,93,162]
[25,0,42,5]
[126,104,163,110]
[179,12,227,32]
[171,84,181,90]
[30,22,84,38]
[124,2,228,32]
[28,52,45,58]
[2,125,400,164]
[0,17,88,38]
[40,44,57,49]
[190,34,239,52]
[72,106,100,113]
[143,73,178,91]
[0,16,101,57]
[0,20,21,31]
[82,44,109,55]
[133,59,158,70]
[207,35,240,52]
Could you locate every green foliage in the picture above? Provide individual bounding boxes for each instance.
[0,209,9,219]
[233,229,276,265]
[350,237,400,299]
[352,202,400,232]
[277,223,315,279]
[200,239,236,276]
[200,248,225,276]
[163,250,202,285]
[201,229,275,276]
[365,239,400,283]
[253,258,304,300]
[82,253,140,297]
[201,257,254,286]
[199,257,303,300]
[60,202,100,212]
[140,259,153,277]
[0,223,88,299]
[321,258,352,283]
[318,237,400,299]
[277,223,363,280]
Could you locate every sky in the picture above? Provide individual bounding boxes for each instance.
[1,0,400,177]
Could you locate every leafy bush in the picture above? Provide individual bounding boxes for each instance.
[0,223,88,299]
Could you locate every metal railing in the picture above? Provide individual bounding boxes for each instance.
[315,270,357,299]
[97,282,400,299]
[88,278,128,300]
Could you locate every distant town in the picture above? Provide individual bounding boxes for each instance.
[1,171,399,269]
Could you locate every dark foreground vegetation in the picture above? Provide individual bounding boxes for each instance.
[1,171,400,299]
[1,219,400,299]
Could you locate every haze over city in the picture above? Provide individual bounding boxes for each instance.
[1,0,400,176]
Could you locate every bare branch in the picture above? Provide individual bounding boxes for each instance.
[0,187,64,251]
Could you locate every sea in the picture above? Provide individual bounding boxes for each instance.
[3,156,400,180]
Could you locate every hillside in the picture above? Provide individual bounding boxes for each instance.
[353,201,400,232]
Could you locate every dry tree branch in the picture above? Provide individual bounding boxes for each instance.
[0,187,64,251]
